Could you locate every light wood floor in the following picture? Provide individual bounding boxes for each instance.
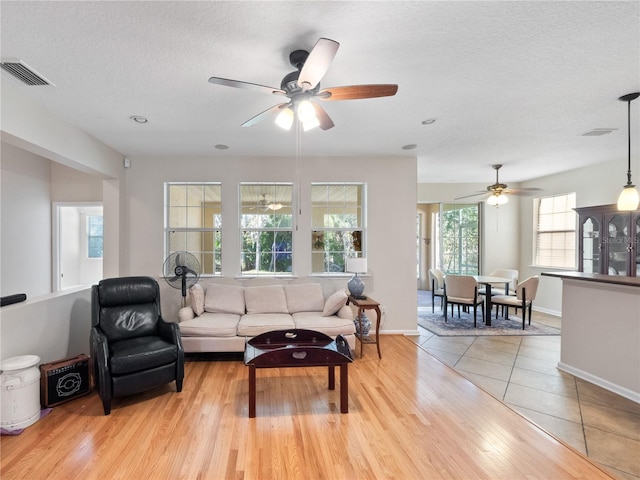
[1,335,617,480]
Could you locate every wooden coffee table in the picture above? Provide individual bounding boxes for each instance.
[244,329,354,418]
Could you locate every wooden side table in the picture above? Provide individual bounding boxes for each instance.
[346,296,382,359]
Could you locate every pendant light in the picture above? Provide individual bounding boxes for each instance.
[617,92,640,211]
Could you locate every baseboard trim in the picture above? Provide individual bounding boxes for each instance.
[532,306,561,317]
[557,362,640,404]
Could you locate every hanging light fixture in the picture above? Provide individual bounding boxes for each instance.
[487,193,508,206]
[275,99,319,131]
[275,106,294,130]
[617,92,640,211]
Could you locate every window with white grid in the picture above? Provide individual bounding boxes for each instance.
[534,193,576,268]
[165,183,222,275]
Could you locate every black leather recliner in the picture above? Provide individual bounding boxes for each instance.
[90,276,184,415]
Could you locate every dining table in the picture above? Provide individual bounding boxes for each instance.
[471,275,512,326]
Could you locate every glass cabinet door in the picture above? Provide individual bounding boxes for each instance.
[606,213,629,276]
[581,216,600,273]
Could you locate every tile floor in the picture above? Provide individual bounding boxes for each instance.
[409,292,640,480]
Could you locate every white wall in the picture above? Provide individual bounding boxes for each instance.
[125,155,418,334]
[0,287,92,364]
[1,85,122,363]
[0,143,52,298]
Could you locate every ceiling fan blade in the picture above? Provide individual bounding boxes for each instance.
[241,103,289,127]
[318,84,398,101]
[208,77,285,96]
[298,38,339,91]
[454,192,488,200]
[312,103,335,130]
[507,187,544,196]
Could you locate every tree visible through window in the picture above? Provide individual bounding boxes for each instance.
[165,183,221,275]
[311,183,366,273]
[87,215,103,258]
[240,183,293,275]
[440,204,479,275]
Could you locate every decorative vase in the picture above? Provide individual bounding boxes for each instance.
[348,273,365,297]
[354,313,371,337]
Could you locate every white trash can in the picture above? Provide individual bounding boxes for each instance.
[1,355,41,431]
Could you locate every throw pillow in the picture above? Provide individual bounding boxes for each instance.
[204,284,246,315]
[322,289,348,317]
[284,283,325,313]
[244,285,289,314]
[189,284,205,316]
[178,306,195,322]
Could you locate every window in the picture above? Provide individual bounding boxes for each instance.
[440,204,479,275]
[534,193,576,268]
[87,215,103,258]
[240,183,293,275]
[311,183,366,273]
[165,183,221,275]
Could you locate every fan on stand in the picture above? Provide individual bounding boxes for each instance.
[163,251,201,307]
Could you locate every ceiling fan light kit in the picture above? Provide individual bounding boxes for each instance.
[208,37,398,131]
[487,193,508,206]
[617,92,640,211]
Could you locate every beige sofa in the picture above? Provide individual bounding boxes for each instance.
[177,278,357,353]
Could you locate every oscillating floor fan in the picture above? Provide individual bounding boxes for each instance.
[163,251,201,307]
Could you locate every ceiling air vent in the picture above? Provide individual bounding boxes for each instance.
[0,60,53,86]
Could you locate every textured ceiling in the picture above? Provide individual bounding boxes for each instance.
[1,1,639,184]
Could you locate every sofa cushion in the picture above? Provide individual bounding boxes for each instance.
[322,289,348,316]
[189,284,205,316]
[244,285,288,314]
[237,313,295,337]
[292,312,356,336]
[204,284,245,315]
[284,283,325,313]
[179,313,240,337]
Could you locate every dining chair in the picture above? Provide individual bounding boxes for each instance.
[428,268,445,313]
[490,276,539,329]
[479,269,519,296]
[443,275,484,327]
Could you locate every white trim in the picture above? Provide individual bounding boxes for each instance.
[557,362,640,404]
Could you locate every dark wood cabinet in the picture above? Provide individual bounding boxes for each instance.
[575,204,640,277]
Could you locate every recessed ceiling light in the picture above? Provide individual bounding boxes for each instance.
[214,144,229,150]
[129,115,148,124]
[402,144,418,150]
[421,118,436,125]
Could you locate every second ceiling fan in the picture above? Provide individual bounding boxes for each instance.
[456,164,542,205]
[208,38,398,131]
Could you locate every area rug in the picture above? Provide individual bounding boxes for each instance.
[418,308,560,336]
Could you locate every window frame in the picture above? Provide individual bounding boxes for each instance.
[239,182,293,276]
[533,192,577,269]
[439,203,480,275]
[86,214,103,259]
[310,182,367,274]
[164,182,222,276]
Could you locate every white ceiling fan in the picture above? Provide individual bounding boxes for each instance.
[455,164,543,205]
[208,37,398,131]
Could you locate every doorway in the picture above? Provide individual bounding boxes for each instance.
[52,203,103,291]
[416,203,440,291]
